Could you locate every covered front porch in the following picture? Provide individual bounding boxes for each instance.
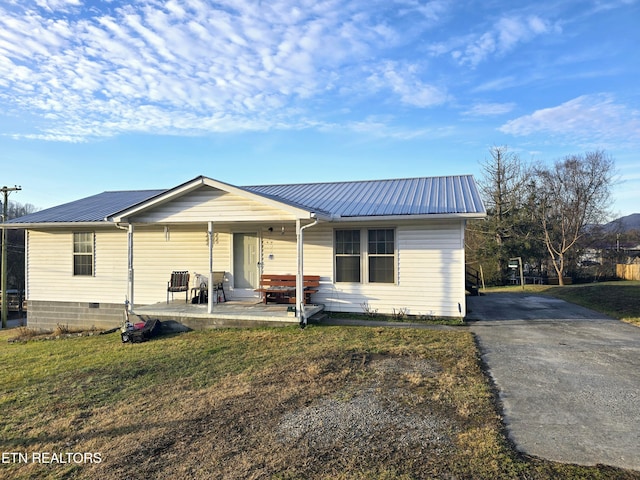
[109,176,327,326]
[131,299,324,330]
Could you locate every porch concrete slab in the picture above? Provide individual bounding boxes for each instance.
[132,300,322,329]
[309,316,461,330]
[467,293,640,471]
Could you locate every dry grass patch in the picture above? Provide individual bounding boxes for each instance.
[7,324,100,343]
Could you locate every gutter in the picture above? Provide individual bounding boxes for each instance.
[4,221,114,229]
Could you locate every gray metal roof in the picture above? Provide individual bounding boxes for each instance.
[7,175,485,225]
[244,176,485,217]
[7,190,166,224]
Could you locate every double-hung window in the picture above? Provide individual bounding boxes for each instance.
[335,230,361,282]
[334,228,395,284]
[73,232,94,276]
[368,229,395,283]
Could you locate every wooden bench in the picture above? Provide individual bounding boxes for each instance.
[255,274,320,305]
[167,270,190,303]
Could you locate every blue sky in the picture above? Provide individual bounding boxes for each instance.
[0,0,638,217]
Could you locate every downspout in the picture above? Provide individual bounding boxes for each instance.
[115,223,134,312]
[296,216,319,328]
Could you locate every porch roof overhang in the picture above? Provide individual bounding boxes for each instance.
[106,175,331,224]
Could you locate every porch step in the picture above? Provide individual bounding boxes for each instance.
[465,281,480,296]
[307,312,328,324]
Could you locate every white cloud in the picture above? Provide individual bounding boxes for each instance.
[499,94,640,145]
[3,1,632,145]
[448,14,559,67]
[397,0,450,22]
[366,61,448,108]
[589,0,639,14]
[0,0,449,141]
[463,102,515,116]
[345,116,455,140]
[471,76,520,93]
[35,0,81,12]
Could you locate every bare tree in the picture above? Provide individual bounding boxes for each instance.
[535,150,615,285]
[7,201,37,220]
[478,146,528,246]
[467,146,542,284]
[1,201,39,291]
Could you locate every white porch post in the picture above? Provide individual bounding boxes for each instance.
[127,224,134,311]
[296,217,320,326]
[208,221,214,314]
[296,219,303,323]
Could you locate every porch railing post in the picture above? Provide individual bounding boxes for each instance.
[296,219,302,323]
[296,217,319,327]
[208,221,214,314]
[127,224,134,311]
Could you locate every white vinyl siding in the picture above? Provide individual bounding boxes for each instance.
[305,220,465,318]
[27,229,128,303]
[130,186,300,223]
[26,219,467,318]
[260,226,298,275]
[132,225,230,305]
[394,222,466,317]
[27,226,229,305]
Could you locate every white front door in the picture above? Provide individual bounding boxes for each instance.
[233,233,259,296]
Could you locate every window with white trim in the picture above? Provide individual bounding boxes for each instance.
[368,229,395,283]
[335,229,361,282]
[73,232,94,276]
[334,228,396,284]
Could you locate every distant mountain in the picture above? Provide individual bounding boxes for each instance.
[602,213,640,233]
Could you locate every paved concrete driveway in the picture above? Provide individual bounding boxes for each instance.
[467,293,640,471]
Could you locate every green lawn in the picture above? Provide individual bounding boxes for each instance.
[1,324,638,479]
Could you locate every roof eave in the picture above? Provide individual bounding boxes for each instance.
[5,221,115,229]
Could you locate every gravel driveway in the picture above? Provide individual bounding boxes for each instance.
[467,293,640,471]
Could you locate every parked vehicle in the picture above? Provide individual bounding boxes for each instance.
[0,289,27,312]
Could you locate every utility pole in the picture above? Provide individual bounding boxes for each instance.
[1,185,21,328]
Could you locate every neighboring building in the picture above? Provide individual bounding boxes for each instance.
[8,175,486,330]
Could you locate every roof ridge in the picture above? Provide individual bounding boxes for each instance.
[103,188,167,193]
[243,174,473,189]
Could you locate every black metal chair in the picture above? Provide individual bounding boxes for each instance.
[167,271,190,303]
